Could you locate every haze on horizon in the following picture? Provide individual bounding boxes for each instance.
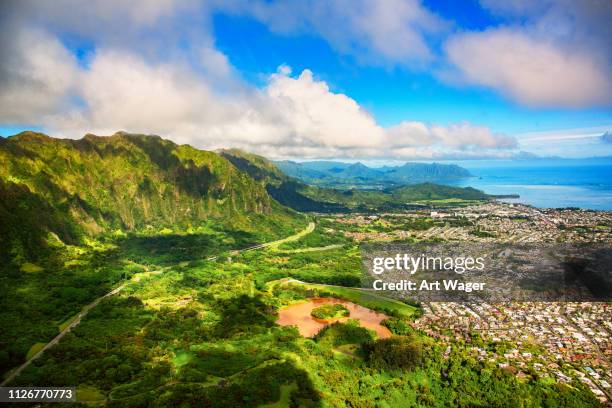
[0,0,611,161]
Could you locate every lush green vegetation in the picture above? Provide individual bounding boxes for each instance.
[314,320,374,348]
[0,132,306,376]
[282,182,489,213]
[310,304,350,319]
[220,149,491,214]
[364,335,423,370]
[4,212,603,407]
[0,132,304,269]
[381,317,414,336]
[0,224,306,376]
[276,219,351,251]
[0,134,603,407]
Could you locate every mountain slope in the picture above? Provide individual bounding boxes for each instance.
[274,160,329,181]
[0,132,302,266]
[337,162,383,180]
[274,159,472,188]
[220,150,490,213]
[385,162,471,182]
[219,149,349,212]
[0,132,310,374]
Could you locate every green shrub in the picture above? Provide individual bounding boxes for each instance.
[310,304,349,319]
[381,317,413,336]
[364,336,422,371]
[314,320,374,347]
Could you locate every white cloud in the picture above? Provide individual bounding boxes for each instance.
[431,123,516,149]
[0,2,518,160]
[444,28,612,108]
[514,125,612,157]
[0,27,79,123]
[33,48,514,159]
[45,50,237,139]
[261,69,387,148]
[387,120,516,150]
[235,0,446,67]
[443,1,612,108]
[11,0,203,40]
[214,69,516,157]
[386,121,433,147]
[199,47,234,85]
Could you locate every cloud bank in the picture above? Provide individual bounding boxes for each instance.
[443,0,612,108]
[444,28,612,108]
[1,0,609,159]
[30,47,516,158]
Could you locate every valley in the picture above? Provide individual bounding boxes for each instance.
[2,1,610,406]
[0,132,608,407]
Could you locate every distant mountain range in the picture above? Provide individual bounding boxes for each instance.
[221,149,489,213]
[0,132,490,268]
[274,160,472,188]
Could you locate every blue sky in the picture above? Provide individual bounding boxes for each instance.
[1,0,611,159]
[211,12,611,135]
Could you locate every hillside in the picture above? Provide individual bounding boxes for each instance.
[221,150,490,213]
[0,132,303,267]
[275,160,472,188]
[219,149,349,212]
[0,132,308,374]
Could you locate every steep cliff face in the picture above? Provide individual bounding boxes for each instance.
[0,131,298,265]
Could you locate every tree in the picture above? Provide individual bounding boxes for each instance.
[364,336,422,371]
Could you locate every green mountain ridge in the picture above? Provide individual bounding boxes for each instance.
[275,159,473,188]
[219,149,350,212]
[220,149,490,213]
[0,131,302,267]
[0,132,306,373]
[0,132,490,269]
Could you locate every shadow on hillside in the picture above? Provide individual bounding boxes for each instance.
[212,294,277,338]
[114,229,261,265]
[151,359,322,408]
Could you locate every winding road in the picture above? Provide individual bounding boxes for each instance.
[1,221,315,387]
[1,284,126,386]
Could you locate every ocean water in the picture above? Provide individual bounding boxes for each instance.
[443,159,612,211]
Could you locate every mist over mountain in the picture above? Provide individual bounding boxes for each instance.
[275,160,472,188]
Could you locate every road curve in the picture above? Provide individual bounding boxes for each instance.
[1,222,315,386]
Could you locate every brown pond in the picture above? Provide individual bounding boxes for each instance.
[277,297,391,339]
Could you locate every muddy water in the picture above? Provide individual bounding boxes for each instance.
[277,298,391,338]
